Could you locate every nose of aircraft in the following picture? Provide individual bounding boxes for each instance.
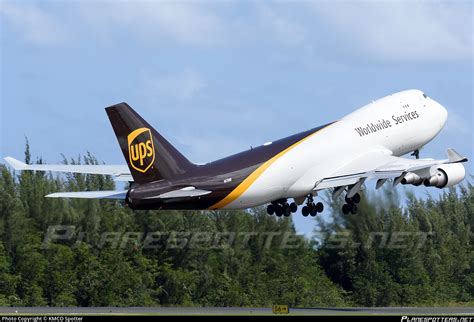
[438,102,448,128]
[431,98,448,129]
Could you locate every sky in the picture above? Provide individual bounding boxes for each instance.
[1,0,472,236]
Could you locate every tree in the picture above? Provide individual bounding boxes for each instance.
[0,143,471,307]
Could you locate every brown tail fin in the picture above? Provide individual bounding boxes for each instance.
[105,102,196,184]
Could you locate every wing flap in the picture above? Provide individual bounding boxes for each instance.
[315,175,362,190]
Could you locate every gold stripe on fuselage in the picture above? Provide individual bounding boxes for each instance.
[209,123,334,209]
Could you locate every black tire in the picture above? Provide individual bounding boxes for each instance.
[316,202,324,213]
[302,206,309,217]
[290,202,298,213]
[275,205,283,217]
[342,204,350,215]
[310,205,317,217]
[345,195,353,204]
[284,205,291,217]
[352,193,361,204]
[350,203,358,214]
[266,204,275,215]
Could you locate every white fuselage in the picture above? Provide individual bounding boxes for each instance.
[225,89,448,209]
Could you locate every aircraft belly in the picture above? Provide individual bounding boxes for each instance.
[225,131,332,208]
[223,186,287,209]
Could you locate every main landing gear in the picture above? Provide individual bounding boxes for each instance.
[266,194,324,217]
[342,192,360,215]
[301,194,323,217]
[266,199,298,217]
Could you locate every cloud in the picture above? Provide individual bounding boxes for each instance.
[2,1,471,61]
[174,133,245,164]
[1,1,228,47]
[444,108,470,135]
[77,2,227,47]
[0,2,69,46]
[142,69,207,101]
[257,4,307,46]
[308,1,472,61]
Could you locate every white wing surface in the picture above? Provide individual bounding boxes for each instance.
[314,148,467,195]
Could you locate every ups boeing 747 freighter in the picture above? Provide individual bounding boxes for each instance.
[4,90,468,216]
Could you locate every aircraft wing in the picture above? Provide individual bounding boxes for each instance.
[4,157,133,182]
[314,148,468,193]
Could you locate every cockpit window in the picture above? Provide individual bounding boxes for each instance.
[423,93,428,99]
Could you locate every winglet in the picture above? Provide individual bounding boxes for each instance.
[4,157,29,170]
[447,149,468,163]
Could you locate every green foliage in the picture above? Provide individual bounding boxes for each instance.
[0,147,345,307]
[318,183,474,306]
[0,145,472,307]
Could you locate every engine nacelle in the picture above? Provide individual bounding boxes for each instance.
[401,172,423,186]
[423,163,466,188]
[125,189,138,210]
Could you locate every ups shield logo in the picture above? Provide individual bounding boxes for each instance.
[127,128,155,173]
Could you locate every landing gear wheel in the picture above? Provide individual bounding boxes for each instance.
[275,205,283,217]
[316,202,324,213]
[350,203,358,214]
[266,204,275,215]
[342,204,350,215]
[345,195,353,204]
[289,202,298,213]
[352,193,361,204]
[302,206,309,217]
[283,204,291,217]
[310,205,317,217]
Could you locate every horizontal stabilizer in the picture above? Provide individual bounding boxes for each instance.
[4,157,133,182]
[3,157,28,170]
[46,190,128,199]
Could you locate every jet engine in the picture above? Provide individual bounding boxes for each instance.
[423,163,466,188]
[125,189,136,209]
[401,173,423,186]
